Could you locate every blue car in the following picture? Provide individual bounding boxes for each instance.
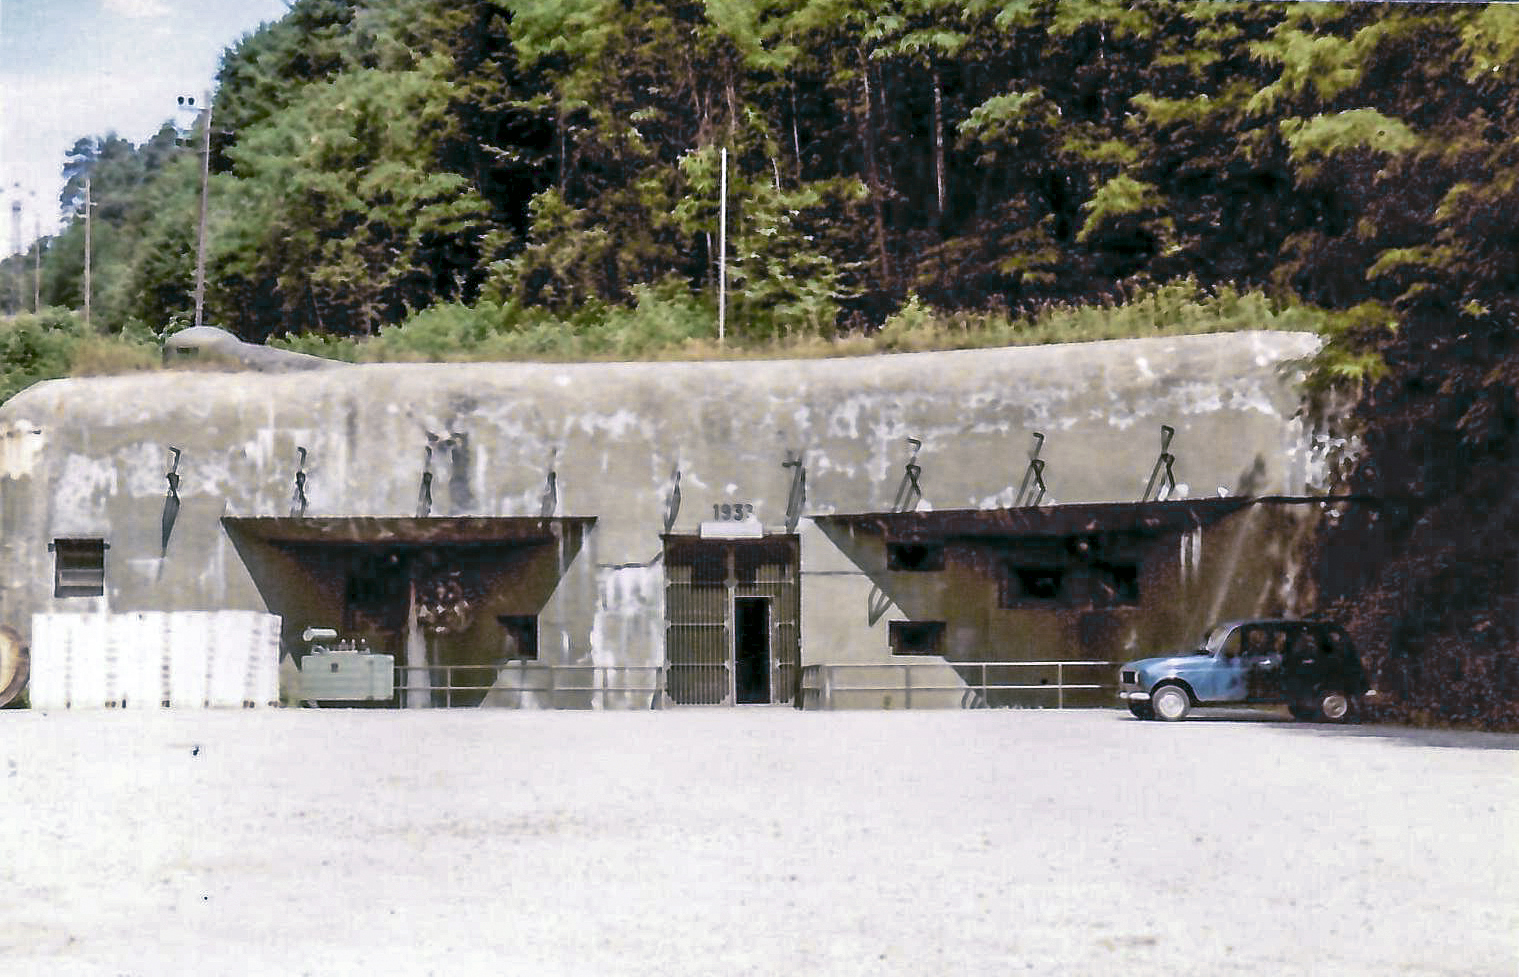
[1117,619,1369,722]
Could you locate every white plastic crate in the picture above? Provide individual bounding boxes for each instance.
[30,611,281,710]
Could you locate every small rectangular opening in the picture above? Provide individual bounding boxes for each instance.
[1001,566,1065,605]
[887,542,944,572]
[53,538,106,598]
[889,620,945,656]
[1092,563,1139,604]
[496,615,538,661]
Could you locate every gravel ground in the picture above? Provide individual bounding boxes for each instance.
[0,706,1514,976]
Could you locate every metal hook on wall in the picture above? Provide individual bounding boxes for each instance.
[662,464,682,534]
[290,446,309,517]
[891,438,924,513]
[782,449,807,533]
[417,442,435,518]
[1142,425,1178,502]
[1015,432,1047,507]
[160,446,182,556]
[540,448,559,519]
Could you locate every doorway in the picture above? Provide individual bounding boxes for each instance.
[663,535,800,705]
[733,597,771,704]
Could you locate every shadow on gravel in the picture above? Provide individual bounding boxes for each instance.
[1110,706,1519,748]
[1275,721,1519,751]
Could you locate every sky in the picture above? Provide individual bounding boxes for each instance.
[0,0,291,253]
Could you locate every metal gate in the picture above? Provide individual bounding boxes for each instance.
[664,535,800,705]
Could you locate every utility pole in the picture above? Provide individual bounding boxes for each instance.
[191,92,212,328]
[8,183,20,313]
[32,193,40,312]
[83,178,92,332]
[718,146,727,344]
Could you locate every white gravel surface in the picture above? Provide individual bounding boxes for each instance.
[1,707,1514,976]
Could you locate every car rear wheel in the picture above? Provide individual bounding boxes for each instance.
[1151,684,1191,722]
[1128,701,1154,720]
[1317,690,1351,723]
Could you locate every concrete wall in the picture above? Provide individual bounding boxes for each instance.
[0,331,1324,700]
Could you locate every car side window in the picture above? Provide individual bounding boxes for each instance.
[1241,627,1271,659]
[1219,627,1245,659]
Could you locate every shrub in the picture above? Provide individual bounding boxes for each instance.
[0,309,88,401]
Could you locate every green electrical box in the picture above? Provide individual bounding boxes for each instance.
[299,651,395,703]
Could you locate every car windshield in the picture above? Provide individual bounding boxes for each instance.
[1202,624,1237,654]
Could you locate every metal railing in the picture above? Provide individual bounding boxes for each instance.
[799,660,1115,711]
[395,663,667,709]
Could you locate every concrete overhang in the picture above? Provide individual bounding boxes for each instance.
[812,498,1265,543]
[222,515,597,547]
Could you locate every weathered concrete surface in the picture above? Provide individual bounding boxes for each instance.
[0,332,1325,685]
[162,325,344,372]
[0,709,1512,975]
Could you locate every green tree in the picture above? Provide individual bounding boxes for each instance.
[216,62,491,337]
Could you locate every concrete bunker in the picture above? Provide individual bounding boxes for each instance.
[0,332,1335,711]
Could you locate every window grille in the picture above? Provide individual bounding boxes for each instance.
[665,536,800,705]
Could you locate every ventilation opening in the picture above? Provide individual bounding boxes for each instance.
[497,615,538,661]
[1093,563,1139,604]
[1002,566,1065,605]
[890,620,945,656]
[53,538,106,598]
[888,542,944,571]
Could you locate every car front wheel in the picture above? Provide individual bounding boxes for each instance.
[1316,690,1351,723]
[1151,684,1191,722]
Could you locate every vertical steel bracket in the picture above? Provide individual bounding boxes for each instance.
[1142,425,1178,502]
[892,438,924,513]
[1015,432,1047,507]
[783,449,806,532]
[290,446,308,517]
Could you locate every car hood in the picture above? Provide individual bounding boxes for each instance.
[1122,653,1210,673]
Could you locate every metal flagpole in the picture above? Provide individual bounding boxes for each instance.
[718,147,726,344]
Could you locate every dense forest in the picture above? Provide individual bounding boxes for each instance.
[1,0,1517,725]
